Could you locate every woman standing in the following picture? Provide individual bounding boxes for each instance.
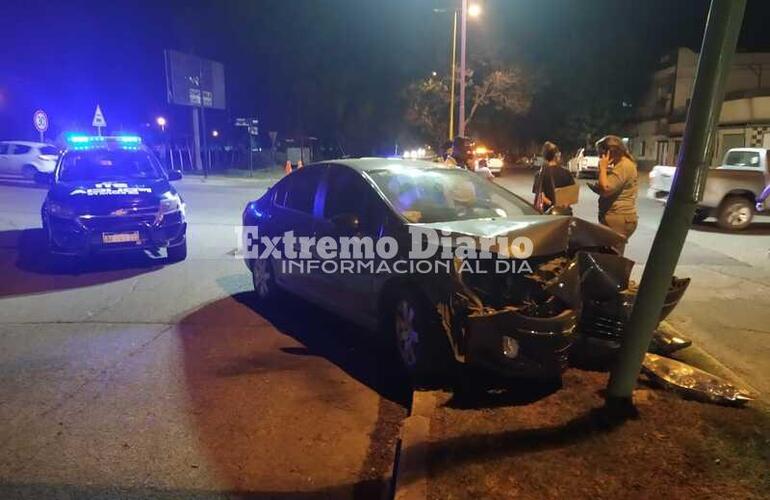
[532,141,576,215]
[592,135,638,255]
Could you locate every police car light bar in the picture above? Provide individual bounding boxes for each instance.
[65,135,142,149]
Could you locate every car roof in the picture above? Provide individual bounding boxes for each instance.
[313,157,452,174]
[0,141,56,147]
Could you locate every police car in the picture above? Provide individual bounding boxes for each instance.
[40,135,187,262]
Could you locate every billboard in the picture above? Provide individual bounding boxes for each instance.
[164,50,226,109]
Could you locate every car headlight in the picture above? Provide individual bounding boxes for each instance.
[159,192,185,216]
[48,200,75,219]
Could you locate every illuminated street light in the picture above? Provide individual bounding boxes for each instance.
[211,129,219,138]
[156,116,167,132]
[468,3,482,17]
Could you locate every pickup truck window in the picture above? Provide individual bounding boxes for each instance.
[724,150,760,168]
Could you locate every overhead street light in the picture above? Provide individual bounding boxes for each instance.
[468,3,482,17]
[156,116,167,132]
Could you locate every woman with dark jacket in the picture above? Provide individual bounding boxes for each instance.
[532,141,576,215]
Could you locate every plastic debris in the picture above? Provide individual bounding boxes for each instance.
[649,329,692,355]
[642,353,753,406]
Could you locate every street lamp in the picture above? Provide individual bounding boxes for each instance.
[156,116,167,132]
[211,129,219,138]
[459,0,482,137]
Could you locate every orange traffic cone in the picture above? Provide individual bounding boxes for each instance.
[297,160,304,169]
[284,160,292,175]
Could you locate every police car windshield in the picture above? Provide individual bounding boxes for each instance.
[59,149,164,182]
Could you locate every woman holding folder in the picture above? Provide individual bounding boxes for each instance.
[532,141,577,215]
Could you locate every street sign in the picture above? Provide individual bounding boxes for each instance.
[234,118,249,127]
[164,50,226,110]
[248,126,259,136]
[92,105,107,135]
[33,109,48,142]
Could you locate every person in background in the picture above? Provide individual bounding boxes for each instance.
[590,135,638,254]
[450,136,474,169]
[473,158,495,181]
[440,140,455,165]
[532,141,575,214]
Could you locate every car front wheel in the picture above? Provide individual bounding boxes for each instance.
[717,196,753,231]
[389,288,454,385]
[167,239,187,262]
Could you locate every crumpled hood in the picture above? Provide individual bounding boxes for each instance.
[48,179,172,215]
[409,216,625,257]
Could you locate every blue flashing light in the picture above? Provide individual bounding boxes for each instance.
[65,134,142,150]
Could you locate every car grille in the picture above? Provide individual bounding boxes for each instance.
[78,206,159,231]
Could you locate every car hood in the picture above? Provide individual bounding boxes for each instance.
[409,216,624,257]
[48,179,172,214]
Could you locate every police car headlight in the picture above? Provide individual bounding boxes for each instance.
[48,200,75,219]
[159,192,184,216]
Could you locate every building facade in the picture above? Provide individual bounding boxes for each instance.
[631,47,770,168]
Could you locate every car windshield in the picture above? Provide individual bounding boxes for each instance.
[366,166,536,223]
[59,149,164,182]
[583,148,598,156]
[40,146,59,155]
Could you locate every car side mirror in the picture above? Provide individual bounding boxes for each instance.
[167,170,183,181]
[331,213,360,234]
[34,171,53,186]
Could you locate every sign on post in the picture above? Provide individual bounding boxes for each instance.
[33,110,48,142]
[92,105,107,136]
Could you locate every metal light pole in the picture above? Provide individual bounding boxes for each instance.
[449,10,458,140]
[606,0,747,409]
[458,0,468,137]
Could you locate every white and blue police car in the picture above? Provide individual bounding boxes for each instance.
[39,135,187,262]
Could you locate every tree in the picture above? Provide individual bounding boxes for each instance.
[403,64,532,145]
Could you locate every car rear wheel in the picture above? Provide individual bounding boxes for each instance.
[251,257,278,301]
[717,196,753,231]
[389,288,454,385]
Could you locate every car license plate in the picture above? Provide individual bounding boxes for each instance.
[102,231,140,244]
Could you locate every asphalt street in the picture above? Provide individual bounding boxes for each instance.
[498,169,770,397]
[0,175,408,498]
[0,166,768,497]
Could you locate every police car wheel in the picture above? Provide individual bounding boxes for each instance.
[167,239,187,262]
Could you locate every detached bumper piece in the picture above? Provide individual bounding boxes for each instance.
[465,307,577,378]
[642,353,753,407]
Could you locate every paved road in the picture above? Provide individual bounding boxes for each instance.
[498,169,770,397]
[0,176,407,498]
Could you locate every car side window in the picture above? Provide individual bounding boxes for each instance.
[284,166,325,215]
[12,145,31,155]
[0,144,8,154]
[324,165,385,236]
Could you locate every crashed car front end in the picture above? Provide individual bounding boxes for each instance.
[420,216,691,379]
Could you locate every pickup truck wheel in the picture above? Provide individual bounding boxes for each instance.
[717,196,753,231]
[692,208,710,224]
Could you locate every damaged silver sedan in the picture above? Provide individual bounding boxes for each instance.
[242,159,690,384]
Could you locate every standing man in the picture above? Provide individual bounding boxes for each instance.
[590,135,639,255]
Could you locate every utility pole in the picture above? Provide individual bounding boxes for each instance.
[458,0,468,137]
[606,0,747,412]
[449,10,458,140]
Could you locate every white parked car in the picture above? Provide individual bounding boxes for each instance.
[568,147,601,177]
[0,141,60,179]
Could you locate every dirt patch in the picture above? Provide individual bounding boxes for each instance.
[427,370,770,499]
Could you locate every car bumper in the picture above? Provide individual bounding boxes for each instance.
[464,308,577,378]
[47,212,186,256]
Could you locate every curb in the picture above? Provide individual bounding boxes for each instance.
[393,390,438,500]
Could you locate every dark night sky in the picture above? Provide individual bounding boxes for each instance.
[1,0,769,153]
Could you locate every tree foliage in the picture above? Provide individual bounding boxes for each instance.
[403,64,533,145]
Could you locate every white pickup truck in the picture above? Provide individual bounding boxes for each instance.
[648,148,770,230]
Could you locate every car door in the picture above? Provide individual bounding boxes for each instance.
[313,164,388,328]
[269,165,327,302]
[6,144,30,174]
[0,143,11,174]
